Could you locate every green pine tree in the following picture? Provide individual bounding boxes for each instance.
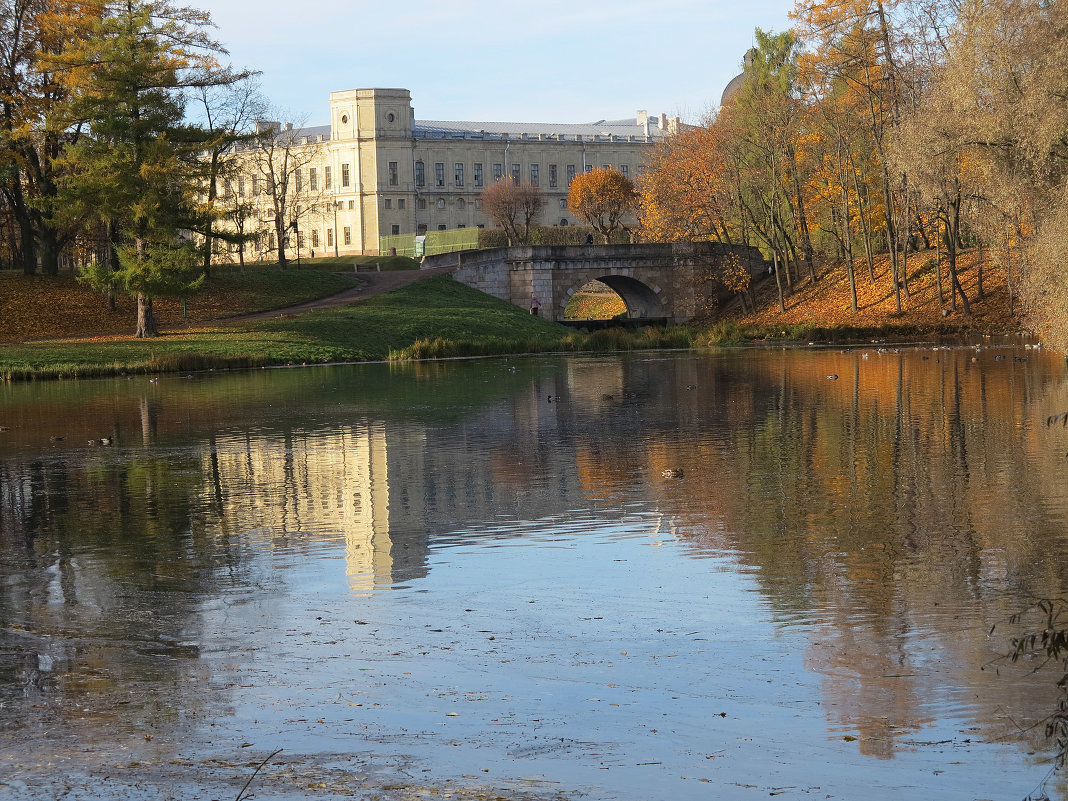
[57,1,242,337]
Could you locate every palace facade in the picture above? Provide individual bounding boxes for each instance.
[219,88,679,258]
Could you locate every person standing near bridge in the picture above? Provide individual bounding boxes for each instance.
[530,294,541,315]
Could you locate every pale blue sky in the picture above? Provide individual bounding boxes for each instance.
[204,0,796,126]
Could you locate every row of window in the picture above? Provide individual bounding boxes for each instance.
[225,158,628,200]
[415,161,628,189]
[223,158,623,201]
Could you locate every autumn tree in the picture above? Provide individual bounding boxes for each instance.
[897,0,1068,336]
[638,121,739,245]
[0,0,98,275]
[567,167,635,243]
[479,179,545,245]
[58,0,246,337]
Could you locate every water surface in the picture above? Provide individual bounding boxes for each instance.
[2,343,1067,800]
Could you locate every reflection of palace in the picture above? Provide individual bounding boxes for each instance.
[205,422,419,593]
[199,388,599,593]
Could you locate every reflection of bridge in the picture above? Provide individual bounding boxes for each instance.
[420,243,767,324]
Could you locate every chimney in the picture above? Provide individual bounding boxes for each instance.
[637,109,650,137]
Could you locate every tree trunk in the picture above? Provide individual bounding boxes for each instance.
[135,293,158,338]
[17,207,35,275]
[945,196,970,315]
[773,249,785,313]
[839,169,858,314]
[789,155,815,282]
[935,224,945,305]
[38,225,61,277]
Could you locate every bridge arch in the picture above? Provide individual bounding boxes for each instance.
[564,274,664,320]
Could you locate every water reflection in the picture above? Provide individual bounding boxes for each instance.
[1,344,1068,798]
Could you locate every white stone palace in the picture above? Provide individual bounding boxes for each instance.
[217,89,679,258]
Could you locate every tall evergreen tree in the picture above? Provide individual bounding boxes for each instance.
[57,0,244,337]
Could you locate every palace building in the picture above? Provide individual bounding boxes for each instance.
[219,88,680,259]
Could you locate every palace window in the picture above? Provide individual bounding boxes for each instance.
[343,226,351,245]
[341,163,350,187]
[621,165,629,178]
[391,224,400,235]
[511,163,520,184]
[474,163,483,187]
[566,164,576,185]
[437,198,445,209]
[454,162,464,187]
[398,198,405,210]
[312,229,320,248]
[418,198,427,209]
[548,164,557,188]
[309,168,317,190]
[327,228,334,246]
[457,198,466,210]
[438,224,447,230]
[435,162,445,187]
[295,170,302,193]
[388,161,398,186]
[493,163,503,182]
[384,199,392,209]
[238,176,246,196]
[530,164,539,186]
[325,165,332,189]
[415,161,425,187]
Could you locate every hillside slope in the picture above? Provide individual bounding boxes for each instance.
[733,248,1020,335]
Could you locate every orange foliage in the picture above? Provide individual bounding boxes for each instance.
[567,168,636,243]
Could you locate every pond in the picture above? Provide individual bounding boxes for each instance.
[2,341,1068,801]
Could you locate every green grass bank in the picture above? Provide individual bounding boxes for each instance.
[0,275,695,381]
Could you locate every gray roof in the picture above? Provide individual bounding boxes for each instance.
[414,118,670,141]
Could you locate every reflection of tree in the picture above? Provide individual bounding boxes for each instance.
[647,349,1068,758]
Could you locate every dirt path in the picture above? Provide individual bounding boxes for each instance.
[224,266,457,323]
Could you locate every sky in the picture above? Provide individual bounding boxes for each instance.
[202,0,796,127]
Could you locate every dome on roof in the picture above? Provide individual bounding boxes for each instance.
[720,72,746,107]
[720,48,758,108]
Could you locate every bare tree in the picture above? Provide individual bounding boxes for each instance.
[191,77,264,273]
[479,180,545,245]
[248,116,327,267]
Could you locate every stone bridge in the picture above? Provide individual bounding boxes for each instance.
[420,243,767,324]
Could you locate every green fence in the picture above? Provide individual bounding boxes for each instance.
[379,228,480,258]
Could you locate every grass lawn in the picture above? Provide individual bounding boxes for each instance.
[0,276,563,380]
